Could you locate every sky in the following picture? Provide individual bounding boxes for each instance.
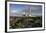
[9,4,42,17]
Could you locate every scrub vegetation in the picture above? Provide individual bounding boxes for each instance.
[10,16,42,29]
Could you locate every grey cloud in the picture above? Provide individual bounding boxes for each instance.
[10,5,42,16]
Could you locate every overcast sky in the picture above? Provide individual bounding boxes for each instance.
[9,4,42,16]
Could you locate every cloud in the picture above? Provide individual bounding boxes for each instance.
[10,4,42,16]
[10,10,18,13]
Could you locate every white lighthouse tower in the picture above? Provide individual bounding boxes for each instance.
[29,8,32,16]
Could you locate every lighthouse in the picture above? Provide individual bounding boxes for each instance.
[29,8,32,16]
[25,6,32,17]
